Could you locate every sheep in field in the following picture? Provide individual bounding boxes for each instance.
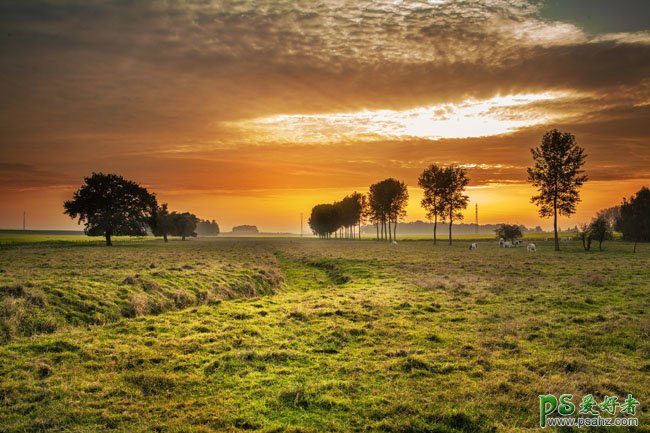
[469,242,478,250]
[527,243,537,252]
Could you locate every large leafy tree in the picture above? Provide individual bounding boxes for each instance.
[64,173,157,246]
[527,129,587,251]
[442,165,469,245]
[615,186,650,252]
[418,164,447,245]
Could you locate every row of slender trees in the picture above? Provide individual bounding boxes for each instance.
[64,172,218,245]
[308,192,367,239]
[308,180,411,241]
[309,169,471,244]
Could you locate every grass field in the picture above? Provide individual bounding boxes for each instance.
[1,235,648,432]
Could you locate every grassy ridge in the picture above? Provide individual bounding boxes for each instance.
[0,240,284,342]
[0,237,648,432]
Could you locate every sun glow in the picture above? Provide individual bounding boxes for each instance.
[226,92,574,144]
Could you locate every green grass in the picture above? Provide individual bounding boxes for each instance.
[0,236,648,432]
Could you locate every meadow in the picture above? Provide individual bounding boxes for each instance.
[0,235,648,432]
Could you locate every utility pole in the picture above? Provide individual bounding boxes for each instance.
[475,204,478,234]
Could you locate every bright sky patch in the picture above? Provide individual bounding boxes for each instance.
[228,92,573,143]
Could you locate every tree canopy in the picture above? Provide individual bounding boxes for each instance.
[64,173,157,246]
[527,129,587,251]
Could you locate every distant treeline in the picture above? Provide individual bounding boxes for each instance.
[197,220,220,236]
[360,221,544,235]
[231,225,259,234]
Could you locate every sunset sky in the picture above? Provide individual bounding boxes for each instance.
[1,0,649,232]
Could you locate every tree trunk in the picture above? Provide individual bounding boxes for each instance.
[163,234,168,243]
[553,195,560,251]
[376,222,379,240]
[448,208,453,245]
[634,241,637,253]
[105,231,112,246]
[599,239,603,251]
[182,236,186,241]
[433,215,437,245]
[393,218,397,241]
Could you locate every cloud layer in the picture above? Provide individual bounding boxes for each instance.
[1,0,649,230]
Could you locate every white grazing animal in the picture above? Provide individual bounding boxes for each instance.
[469,242,478,250]
[391,240,398,245]
[502,241,513,248]
[527,243,537,252]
